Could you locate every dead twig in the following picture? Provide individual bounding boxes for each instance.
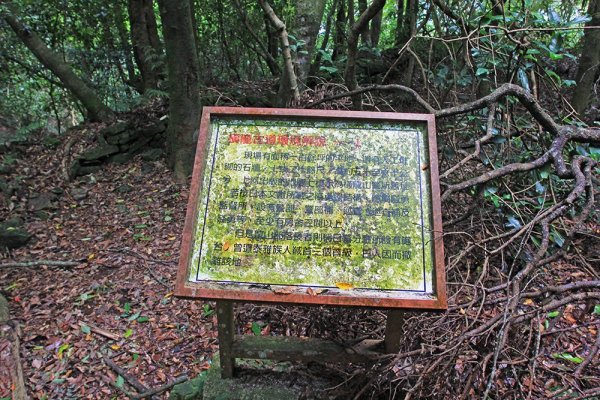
[104,357,152,397]
[0,260,81,268]
[75,322,120,341]
[108,371,188,400]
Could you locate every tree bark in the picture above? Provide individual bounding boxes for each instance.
[113,2,141,92]
[128,0,164,91]
[358,0,373,47]
[3,9,114,123]
[234,0,280,76]
[572,0,600,115]
[259,0,300,106]
[294,0,327,87]
[310,1,336,77]
[343,0,387,107]
[332,0,347,61]
[157,0,200,182]
[370,8,383,48]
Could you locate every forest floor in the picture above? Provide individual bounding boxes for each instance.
[0,121,377,399]
[0,103,599,399]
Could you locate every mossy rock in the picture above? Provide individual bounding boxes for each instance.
[100,121,132,137]
[80,144,120,161]
[202,355,302,400]
[169,374,207,400]
[0,221,31,249]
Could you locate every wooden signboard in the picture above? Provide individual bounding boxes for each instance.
[175,107,446,310]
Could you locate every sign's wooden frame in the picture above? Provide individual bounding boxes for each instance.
[175,107,447,310]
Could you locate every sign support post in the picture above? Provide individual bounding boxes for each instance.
[216,300,235,378]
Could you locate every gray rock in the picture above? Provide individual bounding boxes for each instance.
[28,192,56,211]
[140,148,163,161]
[33,210,51,220]
[0,221,31,249]
[141,162,154,175]
[100,121,131,137]
[116,184,133,194]
[77,165,102,176]
[106,130,139,145]
[107,153,134,164]
[70,187,88,201]
[80,144,119,161]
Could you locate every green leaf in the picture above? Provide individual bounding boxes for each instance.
[124,302,131,314]
[551,353,583,364]
[547,311,560,318]
[251,322,262,336]
[476,67,489,77]
[57,343,70,358]
[52,378,66,384]
[202,304,215,317]
[164,215,172,222]
[128,311,141,321]
[319,66,338,74]
[551,230,565,247]
[115,375,125,388]
[135,224,147,229]
[137,316,149,323]
[123,329,133,338]
[81,325,91,334]
[594,304,600,315]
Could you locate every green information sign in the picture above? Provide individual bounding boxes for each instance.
[176,108,446,309]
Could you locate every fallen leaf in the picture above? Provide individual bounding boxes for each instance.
[523,298,534,306]
[272,286,295,295]
[306,287,326,296]
[335,282,354,290]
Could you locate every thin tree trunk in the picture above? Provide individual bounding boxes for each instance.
[370,9,383,48]
[234,0,280,76]
[310,0,336,77]
[259,0,300,106]
[3,9,114,122]
[358,0,373,47]
[157,0,200,182]
[401,0,417,85]
[295,0,327,87]
[114,2,141,91]
[343,0,387,107]
[128,0,163,91]
[572,0,600,115]
[332,0,346,61]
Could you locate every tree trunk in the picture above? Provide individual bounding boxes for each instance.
[3,10,115,123]
[310,1,336,77]
[401,0,417,85]
[358,0,373,47]
[114,2,141,92]
[332,0,347,61]
[234,0,280,76]
[343,0,387,107]
[572,0,600,115]
[128,0,164,91]
[260,0,300,106]
[370,8,383,48]
[294,0,327,87]
[157,0,200,182]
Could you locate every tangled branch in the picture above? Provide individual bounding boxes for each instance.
[304,83,599,398]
